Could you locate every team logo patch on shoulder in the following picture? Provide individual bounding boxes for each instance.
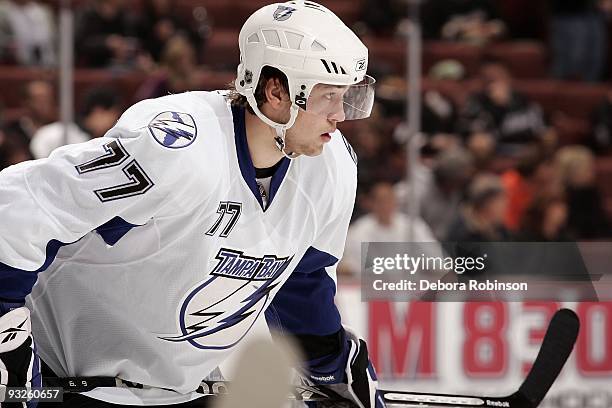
[148,111,197,149]
[273,5,296,21]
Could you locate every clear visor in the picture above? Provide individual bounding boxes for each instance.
[304,75,376,121]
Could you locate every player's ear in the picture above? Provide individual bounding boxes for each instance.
[264,78,289,110]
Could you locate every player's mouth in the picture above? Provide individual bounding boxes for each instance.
[321,133,332,142]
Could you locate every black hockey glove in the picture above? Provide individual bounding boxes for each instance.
[0,305,41,408]
[303,326,385,408]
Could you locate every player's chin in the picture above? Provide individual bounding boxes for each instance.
[307,143,326,156]
[291,140,325,157]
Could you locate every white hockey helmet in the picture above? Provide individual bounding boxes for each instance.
[235,0,375,131]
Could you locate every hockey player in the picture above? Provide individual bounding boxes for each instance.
[0,1,381,407]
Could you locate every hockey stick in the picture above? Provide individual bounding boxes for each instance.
[379,308,580,407]
[43,309,579,407]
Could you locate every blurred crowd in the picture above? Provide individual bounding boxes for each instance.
[0,0,209,164]
[0,0,611,278]
[339,57,612,275]
[360,0,612,82]
[0,0,208,68]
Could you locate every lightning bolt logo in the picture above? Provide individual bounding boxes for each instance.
[273,5,296,21]
[184,310,224,333]
[148,111,197,149]
[160,254,294,350]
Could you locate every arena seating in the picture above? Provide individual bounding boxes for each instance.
[7,0,612,218]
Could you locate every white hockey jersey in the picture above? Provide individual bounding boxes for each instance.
[0,91,357,405]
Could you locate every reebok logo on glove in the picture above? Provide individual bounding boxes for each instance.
[310,374,336,383]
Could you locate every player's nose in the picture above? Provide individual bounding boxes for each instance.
[328,102,346,122]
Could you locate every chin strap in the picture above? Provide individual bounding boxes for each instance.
[243,91,301,159]
[274,125,300,159]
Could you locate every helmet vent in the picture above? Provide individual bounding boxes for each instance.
[304,1,324,11]
[330,61,339,73]
[321,59,332,73]
[262,30,281,47]
[288,0,324,10]
[247,33,260,43]
[321,59,347,75]
[311,40,326,51]
[285,31,304,50]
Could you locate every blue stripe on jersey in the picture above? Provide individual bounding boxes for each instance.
[295,246,338,273]
[0,217,137,302]
[231,106,289,211]
[95,216,138,246]
[266,246,341,336]
[231,105,263,208]
[0,239,65,301]
[267,158,290,207]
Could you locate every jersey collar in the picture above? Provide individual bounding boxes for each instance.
[231,106,290,211]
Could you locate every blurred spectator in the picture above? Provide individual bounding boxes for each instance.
[549,0,607,82]
[2,79,55,156]
[30,87,122,159]
[373,76,408,126]
[135,0,207,64]
[420,0,506,44]
[519,193,571,241]
[447,174,511,241]
[423,148,475,241]
[420,62,463,156]
[351,123,400,217]
[134,35,200,102]
[590,90,612,154]
[0,0,55,66]
[555,145,611,238]
[0,101,31,168]
[501,145,558,232]
[400,90,459,143]
[458,61,549,154]
[465,131,496,171]
[394,158,434,216]
[377,71,461,157]
[428,59,466,81]
[0,132,30,169]
[396,147,474,241]
[338,181,437,277]
[75,0,140,68]
[376,70,461,134]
